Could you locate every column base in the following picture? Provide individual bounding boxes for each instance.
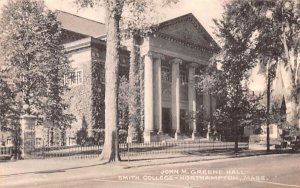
[175,131,184,140]
[192,132,201,140]
[144,131,158,142]
[157,132,168,141]
[206,132,211,140]
[157,130,164,135]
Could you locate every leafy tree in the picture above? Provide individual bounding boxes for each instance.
[0,74,22,159]
[195,1,267,153]
[196,65,265,152]
[0,0,74,147]
[259,0,300,130]
[41,7,75,137]
[75,0,177,162]
[0,75,15,128]
[219,0,299,151]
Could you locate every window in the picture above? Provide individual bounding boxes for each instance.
[7,82,15,90]
[180,70,188,84]
[76,71,83,84]
[64,70,83,86]
[162,67,171,82]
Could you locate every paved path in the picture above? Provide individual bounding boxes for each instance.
[96,153,300,188]
[0,150,297,188]
[0,150,265,176]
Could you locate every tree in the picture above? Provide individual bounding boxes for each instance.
[0,69,23,159]
[219,0,300,150]
[42,21,75,144]
[256,0,300,131]
[75,0,177,162]
[197,1,265,153]
[0,75,15,128]
[260,0,299,150]
[196,64,265,153]
[75,0,124,162]
[0,0,73,147]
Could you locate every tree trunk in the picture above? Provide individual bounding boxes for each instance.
[280,62,298,129]
[99,0,123,162]
[234,117,238,154]
[266,67,271,152]
[128,35,141,143]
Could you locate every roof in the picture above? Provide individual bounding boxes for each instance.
[56,11,218,50]
[56,10,106,37]
[158,13,219,50]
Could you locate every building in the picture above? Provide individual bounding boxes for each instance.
[36,11,219,145]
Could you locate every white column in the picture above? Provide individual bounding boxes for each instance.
[143,52,156,142]
[153,53,163,135]
[188,64,198,140]
[171,58,182,140]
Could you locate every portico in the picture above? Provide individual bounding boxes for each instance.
[143,51,214,142]
[142,13,218,142]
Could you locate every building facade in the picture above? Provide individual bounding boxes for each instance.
[34,11,218,145]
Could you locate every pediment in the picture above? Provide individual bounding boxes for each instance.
[157,14,216,48]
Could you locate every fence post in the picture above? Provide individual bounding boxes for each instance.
[42,141,45,159]
[127,143,130,162]
[20,115,37,159]
[199,138,201,152]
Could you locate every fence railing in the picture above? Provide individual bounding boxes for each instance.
[33,145,102,159]
[31,140,248,160]
[120,140,248,158]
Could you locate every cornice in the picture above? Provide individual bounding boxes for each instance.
[155,32,217,53]
[64,37,106,52]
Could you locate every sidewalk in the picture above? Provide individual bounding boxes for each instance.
[0,149,291,177]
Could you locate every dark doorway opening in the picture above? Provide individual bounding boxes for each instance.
[162,108,172,135]
[180,109,188,134]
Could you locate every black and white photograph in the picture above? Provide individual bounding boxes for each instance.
[0,0,299,187]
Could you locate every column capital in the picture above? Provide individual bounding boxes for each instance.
[151,52,164,60]
[171,58,182,64]
[188,63,198,68]
[142,51,153,58]
[142,51,164,60]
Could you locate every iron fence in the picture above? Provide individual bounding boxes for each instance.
[33,145,102,159]
[120,140,248,159]
[30,140,248,160]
